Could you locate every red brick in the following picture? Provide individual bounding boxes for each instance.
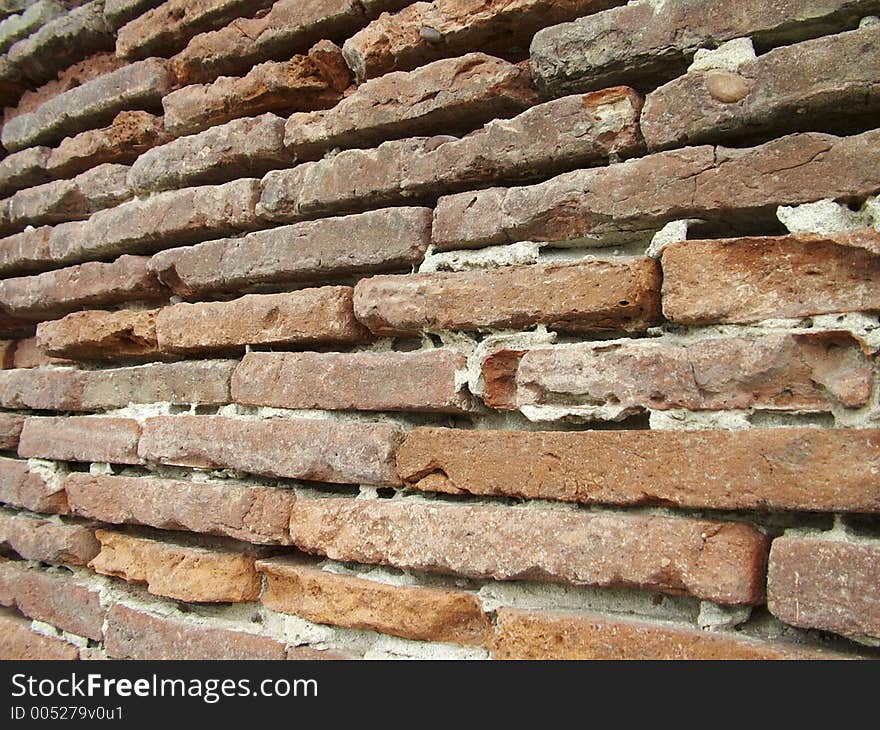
[395,427,880,513]
[353,259,661,335]
[105,603,287,660]
[139,415,403,486]
[257,557,491,645]
[232,350,472,413]
[65,472,296,545]
[18,416,142,465]
[661,231,880,325]
[90,529,262,602]
[155,287,370,354]
[0,608,79,659]
[288,497,769,604]
[11,338,74,368]
[768,534,880,639]
[0,561,104,640]
[0,340,14,368]
[36,309,161,363]
[0,457,68,513]
[0,509,99,566]
[0,416,25,451]
[493,609,847,660]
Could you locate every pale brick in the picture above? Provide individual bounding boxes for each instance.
[36,309,161,362]
[0,509,99,565]
[139,415,402,486]
[18,415,142,464]
[0,2,65,54]
[0,608,79,659]
[0,226,51,276]
[0,146,51,198]
[104,0,162,29]
[0,457,67,512]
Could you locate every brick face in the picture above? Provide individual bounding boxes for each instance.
[18,416,142,465]
[0,509,100,566]
[0,457,68,513]
[0,608,80,660]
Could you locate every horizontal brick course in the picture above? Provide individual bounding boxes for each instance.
[18,416,142,465]
[0,509,99,565]
[0,608,79,659]
[36,308,161,362]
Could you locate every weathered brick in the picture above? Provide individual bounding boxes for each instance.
[149,207,431,298]
[47,111,168,179]
[104,0,163,29]
[10,337,73,368]
[530,0,880,97]
[90,529,262,602]
[18,415,142,464]
[140,415,402,486]
[258,557,491,645]
[0,226,51,276]
[0,340,15,368]
[493,609,846,660]
[395,427,880,513]
[259,87,643,221]
[0,509,99,565]
[768,535,880,639]
[0,457,67,512]
[162,41,351,137]
[155,287,370,354]
[0,360,235,411]
[642,25,880,150]
[284,53,537,160]
[0,416,24,450]
[432,130,880,249]
[233,349,472,413]
[36,308,161,362]
[129,114,288,194]
[7,163,131,230]
[1,57,171,152]
[0,255,166,320]
[353,259,661,335]
[0,2,65,54]
[7,0,114,86]
[342,0,622,82]
[489,331,872,417]
[0,608,79,659]
[0,57,25,108]
[169,0,381,86]
[289,498,768,604]
[661,231,880,325]
[116,0,274,60]
[105,603,287,659]
[47,178,261,265]
[65,473,296,545]
[0,561,104,640]
[0,146,52,198]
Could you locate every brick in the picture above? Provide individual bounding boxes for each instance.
[65,473,296,545]
[10,337,73,368]
[0,340,14,368]
[18,415,142,464]
[0,608,79,659]
[0,57,25,109]
[395,427,880,513]
[768,535,880,639]
[259,87,643,221]
[530,0,879,97]
[8,163,131,230]
[0,561,104,639]
[0,226,51,276]
[0,146,51,198]
[0,255,166,320]
[47,111,168,179]
[105,603,287,659]
[36,309,161,362]
[47,178,261,265]
[0,457,67,512]
[90,529,262,602]
[233,349,472,413]
[353,259,661,336]
[258,557,491,645]
[169,0,377,86]
[104,0,163,29]
[284,53,537,160]
[289,498,768,604]
[162,41,351,137]
[116,0,274,60]
[491,331,872,417]
[432,129,880,249]
[661,231,880,325]
[0,416,25,450]
[7,0,114,86]
[129,115,289,195]
[642,25,880,150]
[0,360,235,411]
[140,415,403,486]
[0,509,99,565]
[342,0,622,82]
[149,207,432,298]
[1,58,173,152]
[493,609,845,660]
[155,287,370,354]
[0,2,65,54]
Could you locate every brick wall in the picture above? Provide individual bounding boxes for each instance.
[0,0,878,661]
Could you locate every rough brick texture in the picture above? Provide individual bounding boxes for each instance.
[18,416,142,464]
[0,509,99,565]
[36,308,162,362]
[0,608,79,659]
[0,457,68,512]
